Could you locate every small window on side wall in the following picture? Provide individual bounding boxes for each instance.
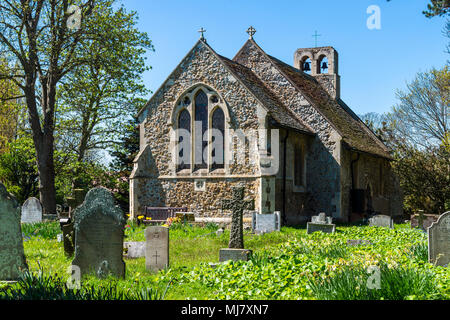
[294,143,304,187]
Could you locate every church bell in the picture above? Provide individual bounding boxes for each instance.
[303,61,311,72]
[321,61,328,70]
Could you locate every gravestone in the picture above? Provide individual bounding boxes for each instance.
[428,211,450,267]
[219,248,252,262]
[0,183,28,280]
[411,213,439,231]
[21,197,43,224]
[219,185,254,262]
[368,214,393,229]
[145,226,169,272]
[307,213,336,234]
[124,242,146,259]
[252,211,281,234]
[71,187,126,278]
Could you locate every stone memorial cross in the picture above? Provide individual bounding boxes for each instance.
[222,186,254,249]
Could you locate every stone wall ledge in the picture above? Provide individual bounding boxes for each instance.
[157,175,272,179]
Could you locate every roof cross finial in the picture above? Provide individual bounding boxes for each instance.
[198,27,206,40]
[247,26,256,39]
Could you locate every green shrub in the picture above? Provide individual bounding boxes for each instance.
[21,221,61,240]
[408,242,429,263]
[308,262,440,300]
[0,270,169,300]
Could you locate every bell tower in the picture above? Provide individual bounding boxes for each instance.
[294,46,340,99]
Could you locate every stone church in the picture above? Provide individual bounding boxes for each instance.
[130,28,402,225]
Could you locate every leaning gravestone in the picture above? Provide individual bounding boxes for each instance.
[0,183,28,280]
[219,185,254,262]
[428,211,450,267]
[21,197,43,224]
[71,187,126,278]
[307,212,336,234]
[252,211,281,234]
[145,226,169,272]
[368,214,393,229]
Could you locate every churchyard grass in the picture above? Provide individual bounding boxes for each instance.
[1,221,448,300]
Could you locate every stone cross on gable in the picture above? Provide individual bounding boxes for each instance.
[222,186,254,249]
[247,26,256,39]
[198,27,206,40]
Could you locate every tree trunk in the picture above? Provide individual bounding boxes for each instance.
[24,77,58,216]
[36,135,57,215]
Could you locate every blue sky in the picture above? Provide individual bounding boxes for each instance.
[123,0,448,115]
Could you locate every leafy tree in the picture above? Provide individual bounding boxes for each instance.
[380,66,450,215]
[0,60,25,152]
[0,134,39,203]
[110,116,140,175]
[387,66,449,149]
[391,144,450,214]
[56,6,152,163]
[0,0,150,215]
[387,0,450,17]
[108,115,140,212]
[423,0,450,18]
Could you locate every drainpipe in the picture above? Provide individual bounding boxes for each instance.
[282,130,289,226]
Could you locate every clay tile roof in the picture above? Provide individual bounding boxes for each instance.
[217,55,314,135]
[266,54,392,159]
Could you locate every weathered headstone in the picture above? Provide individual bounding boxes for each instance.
[368,214,393,229]
[145,226,169,272]
[124,241,146,259]
[428,211,450,267]
[307,212,336,234]
[21,197,43,224]
[219,186,254,262]
[411,212,439,231]
[219,248,252,262]
[252,211,281,234]
[71,187,126,278]
[0,183,28,280]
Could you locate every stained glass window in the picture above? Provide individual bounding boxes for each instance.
[195,90,208,169]
[177,109,191,171]
[212,107,225,169]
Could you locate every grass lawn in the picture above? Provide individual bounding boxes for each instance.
[1,221,449,300]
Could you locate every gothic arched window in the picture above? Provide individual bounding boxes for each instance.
[177,109,191,171]
[194,90,208,169]
[211,107,225,170]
